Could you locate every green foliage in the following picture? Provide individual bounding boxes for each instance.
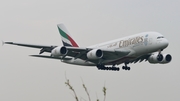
[65,79,79,101]
[82,80,91,101]
[103,86,107,101]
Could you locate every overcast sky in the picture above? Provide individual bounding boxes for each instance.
[0,0,180,101]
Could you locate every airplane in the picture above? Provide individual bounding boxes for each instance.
[4,24,172,71]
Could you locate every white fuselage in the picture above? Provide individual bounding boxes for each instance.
[62,32,169,66]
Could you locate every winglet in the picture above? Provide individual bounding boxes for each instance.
[3,41,14,45]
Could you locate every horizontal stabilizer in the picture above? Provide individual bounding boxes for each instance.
[5,42,56,49]
[30,55,72,60]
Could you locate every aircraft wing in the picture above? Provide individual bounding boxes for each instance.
[102,49,131,60]
[4,42,57,54]
[4,42,131,64]
[62,47,131,64]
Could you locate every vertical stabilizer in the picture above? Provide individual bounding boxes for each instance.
[57,24,79,47]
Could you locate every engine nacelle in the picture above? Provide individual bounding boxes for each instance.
[148,53,163,63]
[87,49,103,60]
[148,53,172,64]
[160,54,172,64]
[51,46,67,56]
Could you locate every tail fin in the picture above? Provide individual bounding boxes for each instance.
[57,24,79,47]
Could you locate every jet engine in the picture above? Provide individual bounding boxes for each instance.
[148,53,172,64]
[148,53,163,63]
[51,46,67,56]
[87,49,103,59]
[160,54,172,64]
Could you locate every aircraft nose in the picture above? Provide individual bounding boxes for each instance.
[163,38,169,48]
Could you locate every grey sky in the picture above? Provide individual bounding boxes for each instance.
[0,0,180,101]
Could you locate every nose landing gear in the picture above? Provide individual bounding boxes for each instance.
[122,66,130,70]
[157,50,163,61]
[122,62,131,71]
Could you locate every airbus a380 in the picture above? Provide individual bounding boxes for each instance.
[4,24,172,71]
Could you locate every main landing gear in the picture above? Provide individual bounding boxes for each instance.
[97,65,120,71]
[96,62,131,71]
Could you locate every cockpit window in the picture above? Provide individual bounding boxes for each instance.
[157,36,164,39]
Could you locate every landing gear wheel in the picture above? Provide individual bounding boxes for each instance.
[127,67,130,70]
[122,66,131,71]
[122,66,125,69]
